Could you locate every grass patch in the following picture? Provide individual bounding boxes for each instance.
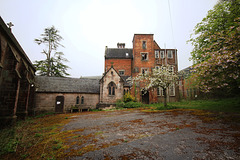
[147,96,240,113]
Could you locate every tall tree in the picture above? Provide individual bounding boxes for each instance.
[189,0,240,94]
[34,26,70,77]
[128,65,179,107]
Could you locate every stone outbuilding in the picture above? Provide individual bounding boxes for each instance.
[34,76,100,114]
[0,16,35,127]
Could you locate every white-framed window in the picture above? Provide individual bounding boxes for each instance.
[119,70,125,75]
[141,68,148,75]
[167,50,173,58]
[157,87,163,96]
[155,50,159,58]
[169,84,175,96]
[141,52,148,61]
[142,41,146,49]
[160,51,165,59]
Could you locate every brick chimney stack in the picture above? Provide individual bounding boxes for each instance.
[117,43,125,48]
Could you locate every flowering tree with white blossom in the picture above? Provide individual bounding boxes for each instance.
[128,65,179,107]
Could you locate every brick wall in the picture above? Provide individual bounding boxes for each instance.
[105,59,132,76]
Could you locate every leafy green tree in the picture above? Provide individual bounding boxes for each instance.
[189,0,240,95]
[34,26,70,77]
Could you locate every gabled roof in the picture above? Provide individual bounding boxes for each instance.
[0,16,35,71]
[35,76,100,93]
[105,48,133,59]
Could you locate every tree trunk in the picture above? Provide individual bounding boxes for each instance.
[163,88,167,107]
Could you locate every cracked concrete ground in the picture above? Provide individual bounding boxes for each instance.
[62,109,240,159]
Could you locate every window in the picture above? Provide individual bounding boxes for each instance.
[160,51,165,59]
[155,66,160,70]
[141,53,148,61]
[167,50,173,58]
[157,87,163,96]
[81,96,84,104]
[155,50,159,58]
[142,41,146,49]
[169,84,175,96]
[108,82,116,96]
[169,66,174,73]
[141,68,148,75]
[76,96,79,104]
[119,70,125,75]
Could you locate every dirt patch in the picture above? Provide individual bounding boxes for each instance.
[61,109,240,159]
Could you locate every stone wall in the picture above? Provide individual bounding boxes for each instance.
[34,92,99,114]
[100,67,124,104]
[0,17,35,127]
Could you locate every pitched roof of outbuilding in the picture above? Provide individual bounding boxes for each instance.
[105,48,133,59]
[35,76,100,93]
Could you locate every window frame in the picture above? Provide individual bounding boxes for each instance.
[119,70,125,76]
[141,52,148,61]
[108,82,116,96]
[142,41,146,49]
[81,96,84,104]
[141,68,148,75]
[167,50,173,59]
[160,51,165,59]
[169,84,175,96]
[155,50,159,58]
[76,96,80,104]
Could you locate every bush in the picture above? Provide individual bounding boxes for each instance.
[124,101,143,108]
[123,92,136,103]
[116,99,125,108]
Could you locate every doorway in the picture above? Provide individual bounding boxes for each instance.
[55,96,64,113]
[141,90,149,104]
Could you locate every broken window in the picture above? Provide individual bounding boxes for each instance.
[142,41,146,49]
[141,53,148,61]
[141,68,148,75]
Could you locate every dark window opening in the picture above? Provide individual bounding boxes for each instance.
[119,70,125,75]
[142,41,146,49]
[141,53,148,61]
[81,96,84,104]
[76,96,79,104]
[108,82,116,96]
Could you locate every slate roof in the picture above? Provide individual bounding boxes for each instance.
[121,76,131,87]
[105,48,133,59]
[0,16,35,70]
[178,66,193,78]
[35,76,100,93]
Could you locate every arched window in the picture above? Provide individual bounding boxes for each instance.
[81,96,84,104]
[76,96,79,104]
[124,89,126,95]
[108,82,116,96]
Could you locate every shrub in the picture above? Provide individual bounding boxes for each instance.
[124,101,143,108]
[116,99,125,108]
[123,92,136,103]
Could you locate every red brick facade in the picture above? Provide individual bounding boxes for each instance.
[102,34,179,104]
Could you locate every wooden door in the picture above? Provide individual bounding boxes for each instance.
[55,96,64,113]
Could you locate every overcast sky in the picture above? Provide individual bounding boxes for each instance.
[1,0,218,78]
